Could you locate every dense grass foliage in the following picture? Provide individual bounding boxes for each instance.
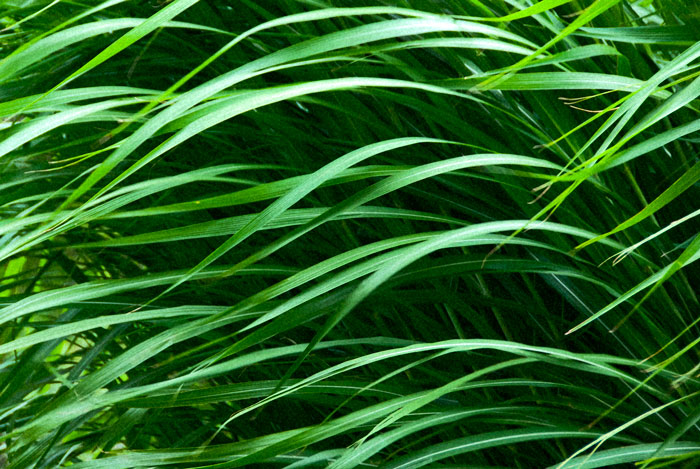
[0,0,699,467]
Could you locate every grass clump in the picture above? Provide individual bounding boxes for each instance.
[0,0,698,467]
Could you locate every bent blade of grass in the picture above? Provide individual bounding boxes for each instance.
[20,0,200,101]
[448,72,660,92]
[385,428,605,469]
[207,342,642,468]
[0,18,228,84]
[611,234,700,331]
[11,337,411,445]
[0,99,139,160]
[575,161,700,251]
[0,264,294,325]
[266,214,626,390]
[328,406,528,468]
[77,4,492,156]
[610,209,700,265]
[460,0,574,23]
[73,207,465,248]
[145,137,454,307]
[567,241,700,334]
[555,393,700,469]
[578,25,700,44]
[59,15,533,210]
[550,442,700,469]
[477,0,622,90]
[0,86,158,117]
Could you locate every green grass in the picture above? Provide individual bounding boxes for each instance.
[0,0,698,467]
